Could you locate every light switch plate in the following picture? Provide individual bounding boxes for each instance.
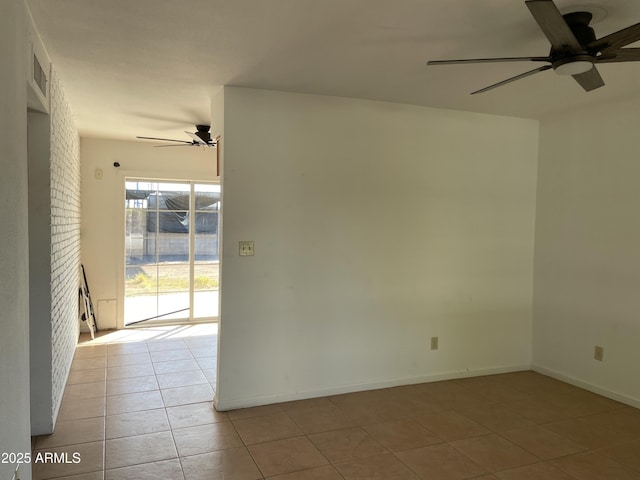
[239,241,254,256]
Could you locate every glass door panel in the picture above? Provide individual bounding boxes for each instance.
[193,183,220,319]
[124,180,220,326]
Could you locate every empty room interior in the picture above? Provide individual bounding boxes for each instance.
[2,0,640,479]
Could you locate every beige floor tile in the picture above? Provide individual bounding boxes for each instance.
[496,462,576,480]
[461,383,530,405]
[166,401,228,429]
[32,441,104,480]
[233,412,303,445]
[107,352,152,367]
[202,368,217,384]
[500,398,569,424]
[106,363,155,381]
[71,356,107,370]
[161,383,214,407]
[196,356,217,370]
[147,339,189,352]
[106,458,184,480]
[544,415,635,449]
[74,344,108,359]
[455,402,536,433]
[248,436,329,477]
[545,391,626,418]
[189,346,217,358]
[266,465,345,479]
[106,390,164,416]
[334,452,418,480]
[284,404,359,435]
[592,407,640,439]
[501,425,586,459]
[106,375,159,396]
[450,434,538,473]
[49,471,105,480]
[307,427,388,464]
[597,439,640,472]
[396,443,487,480]
[551,451,640,480]
[185,336,217,349]
[149,349,194,362]
[181,447,261,480]
[36,416,105,449]
[107,342,149,356]
[156,370,208,389]
[153,358,201,375]
[173,422,243,457]
[66,368,106,385]
[62,381,106,401]
[105,431,177,469]
[57,396,106,421]
[416,411,491,441]
[284,397,334,412]
[106,408,170,439]
[227,404,284,421]
[362,418,442,452]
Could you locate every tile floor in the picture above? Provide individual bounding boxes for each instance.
[32,324,640,480]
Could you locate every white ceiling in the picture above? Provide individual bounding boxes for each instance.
[26,0,640,142]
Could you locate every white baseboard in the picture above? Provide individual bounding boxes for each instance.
[532,364,640,409]
[214,364,531,411]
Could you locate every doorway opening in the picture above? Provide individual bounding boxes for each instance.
[124,179,220,326]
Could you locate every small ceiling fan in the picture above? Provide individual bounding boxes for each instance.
[427,0,640,94]
[136,124,217,147]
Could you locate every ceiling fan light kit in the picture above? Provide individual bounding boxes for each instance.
[554,57,594,75]
[427,0,640,94]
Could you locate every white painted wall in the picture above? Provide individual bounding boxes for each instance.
[533,95,640,406]
[28,111,53,435]
[80,138,219,329]
[215,87,539,409]
[0,0,32,478]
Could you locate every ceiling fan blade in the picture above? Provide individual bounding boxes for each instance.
[588,23,640,52]
[154,144,197,148]
[572,66,605,91]
[525,0,582,51]
[136,136,192,144]
[427,56,549,65]
[471,65,552,95]
[596,48,640,63]
[185,131,206,144]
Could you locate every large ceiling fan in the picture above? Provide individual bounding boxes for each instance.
[136,124,216,147]
[427,0,640,94]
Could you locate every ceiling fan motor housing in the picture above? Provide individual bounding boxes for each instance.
[550,12,597,74]
[195,124,212,143]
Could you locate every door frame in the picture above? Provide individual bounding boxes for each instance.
[116,172,221,329]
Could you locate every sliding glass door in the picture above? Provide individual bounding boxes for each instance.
[124,180,220,326]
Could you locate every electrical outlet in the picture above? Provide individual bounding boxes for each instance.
[239,241,254,256]
[430,336,439,350]
[594,345,604,362]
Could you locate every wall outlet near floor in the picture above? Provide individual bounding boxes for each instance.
[594,345,604,362]
[430,336,439,350]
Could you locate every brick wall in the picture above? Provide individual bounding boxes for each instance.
[49,69,81,420]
